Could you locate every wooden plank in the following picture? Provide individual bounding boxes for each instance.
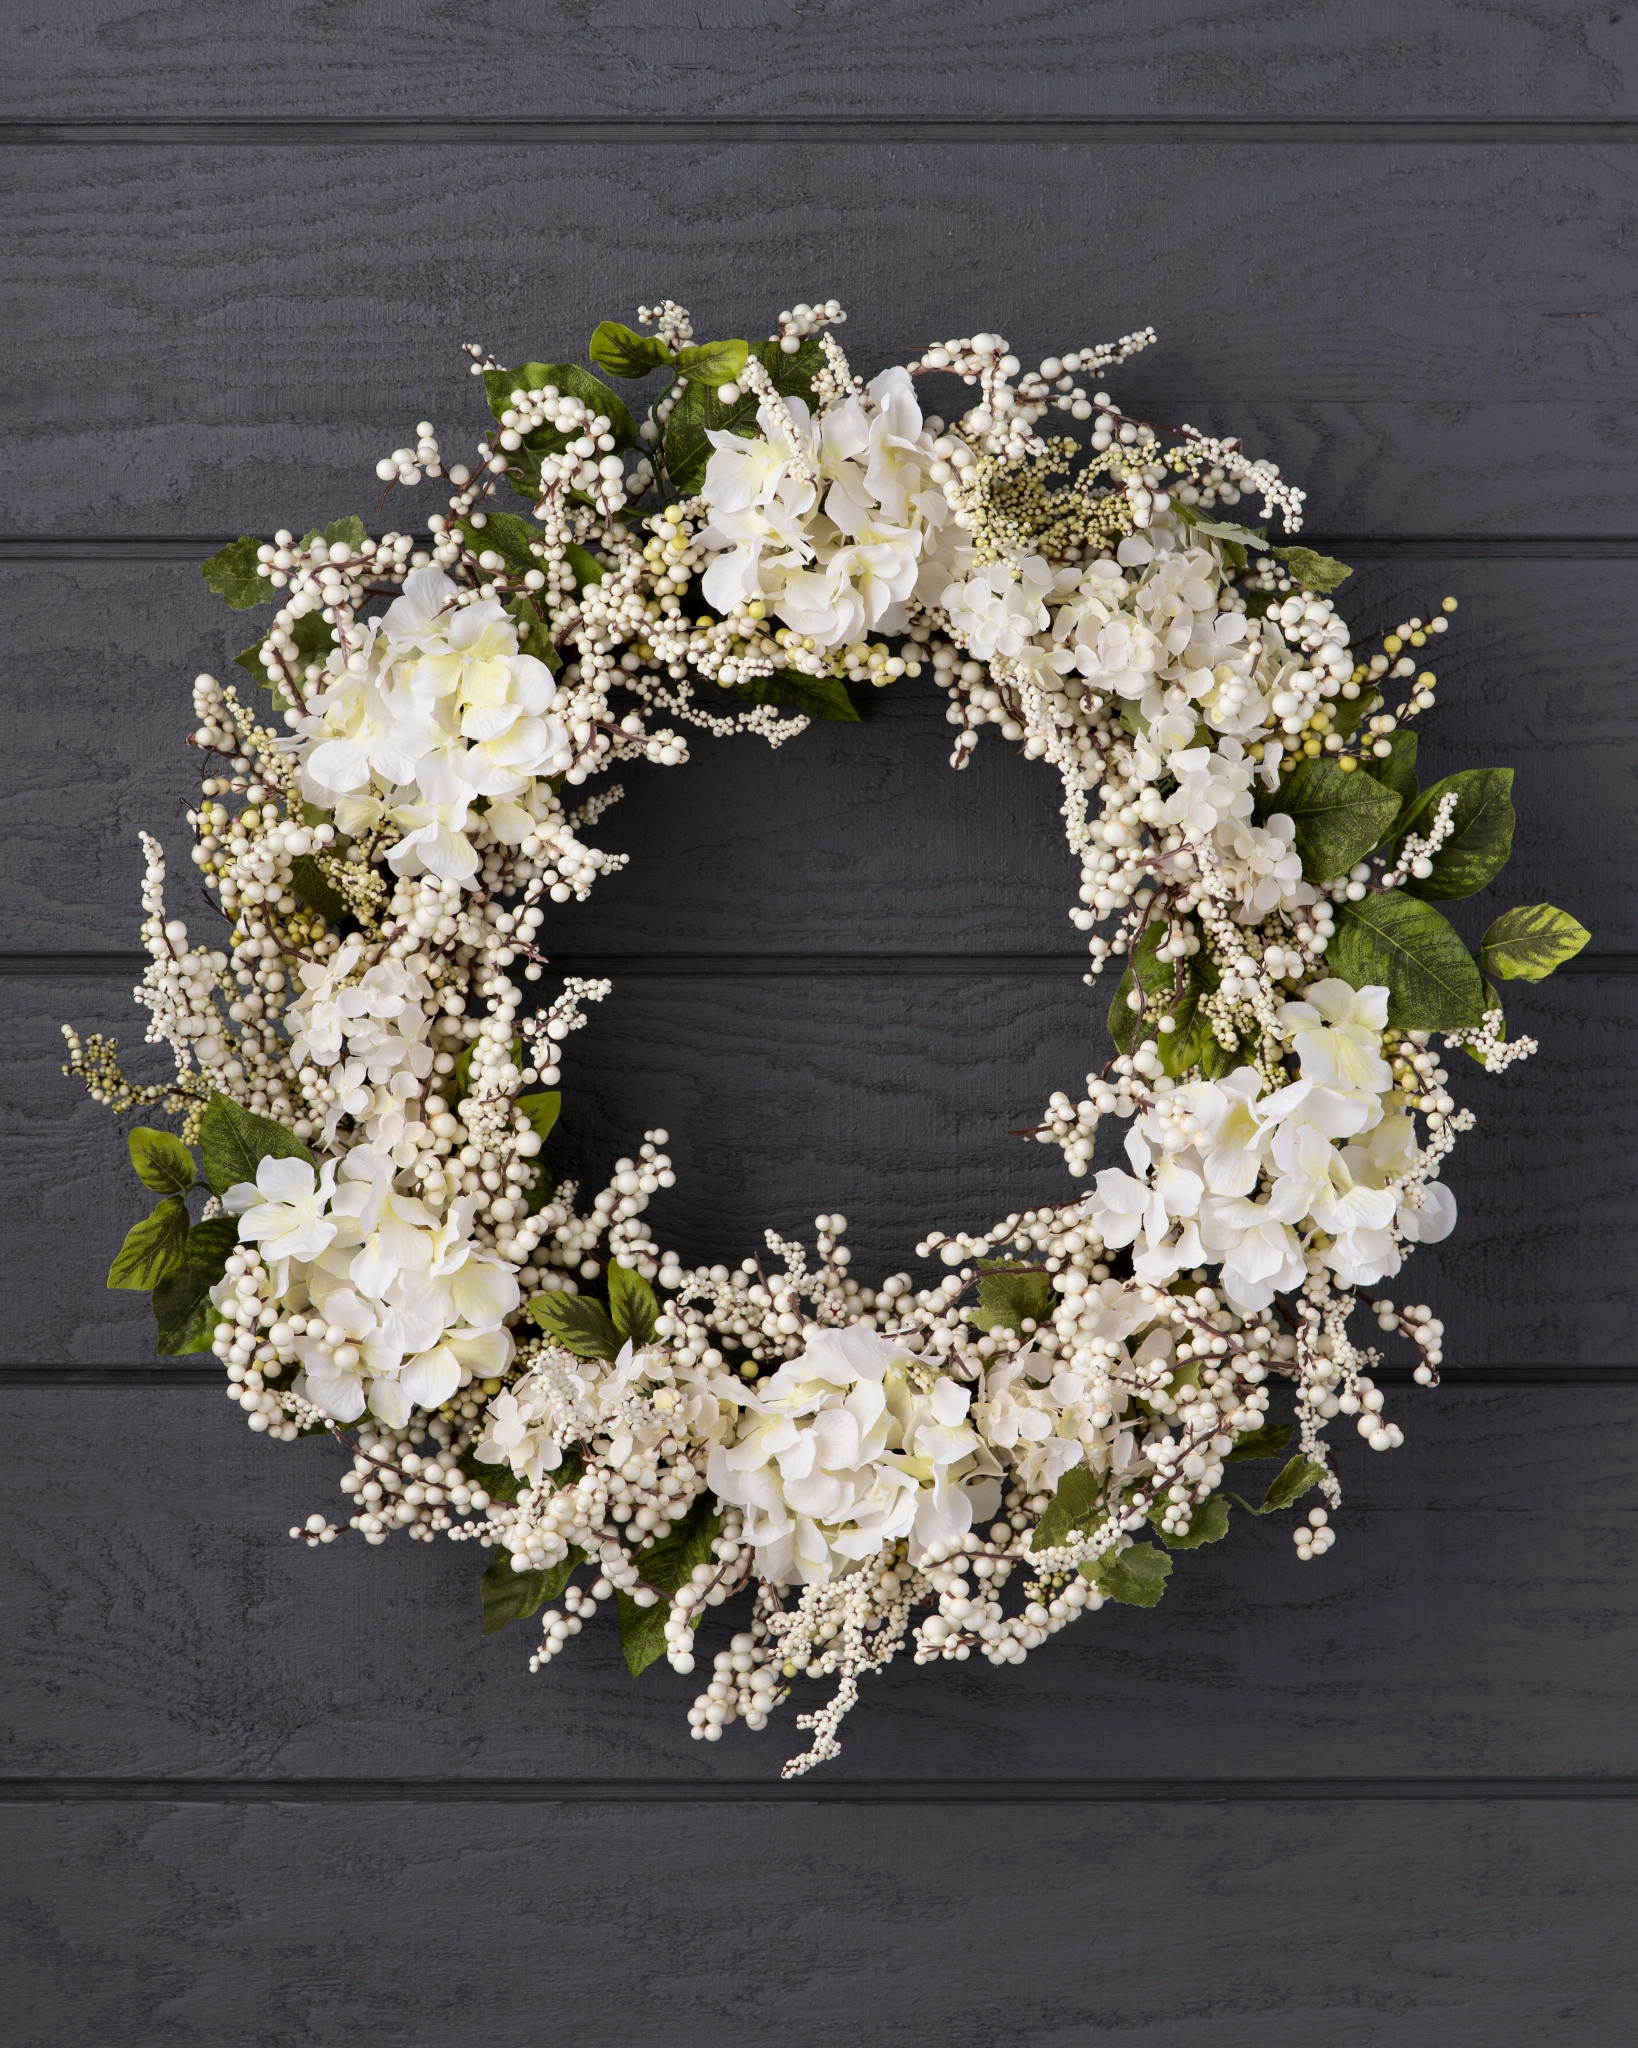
[0,1388,1633,1784]
[1,1795,1634,2045]
[1,146,1635,536]
[8,967,1634,1369]
[4,1,1635,121]
[0,555,1630,952]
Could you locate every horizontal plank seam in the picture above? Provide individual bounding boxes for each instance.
[1,1776,1635,1804]
[3,1366,1632,1385]
[4,952,1634,978]
[3,118,1637,147]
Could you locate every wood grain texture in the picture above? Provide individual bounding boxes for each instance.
[9,968,1634,1366]
[1,1387,1634,1784]
[3,1796,1635,2045]
[2,145,1635,536]
[4,0,1636,121]
[1,555,1627,952]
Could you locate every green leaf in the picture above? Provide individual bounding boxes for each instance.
[1108,921,1221,1074]
[1275,757,1402,882]
[482,361,637,451]
[562,541,606,589]
[234,610,336,702]
[663,337,824,496]
[1329,688,1382,745]
[1259,1455,1327,1514]
[128,1126,196,1195]
[514,1090,561,1145]
[527,1291,621,1361]
[1158,1494,1231,1550]
[971,1264,1056,1337]
[454,508,541,581]
[617,1494,722,1676]
[730,669,861,722]
[676,338,750,385]
[1396,767,1516,901]
[198,1091,316,1198]
[107,1195,190,1290]
[1479,903,1591,982]
[1464,979,1505,1067]
[1224,1423,1293,1462]
[588,321,674,380]
[201,536,273,610]
[1328,892,1486,1030]
[152,1217,239,1354]
[1177,509,1267,570]
[1081,1542,1173,1607]
[608,1261,659,1347]
[289,853,352,926]
[481,1543,584,1637]
[1358,728,1418,809]
[507,593,561,671]
[1031,1466,1106,1553]
[1271,545,1353,594]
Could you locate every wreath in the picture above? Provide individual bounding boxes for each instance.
[67,300,1590,1775]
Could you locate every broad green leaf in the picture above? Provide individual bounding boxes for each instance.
[321,515,367,552]
[618,1495,723,1676]
[676,338,750,385]
[730,669,862,722]
[201,535,273,610]
[1329,688,1382,744]
[1081,1542,1172,1607]
[563,542,606,589]
[107,1195,190,1290]
[1275,757,1402,882]
[663,337,824,496]
[128,1126,195,1195]
[1396,768,1516,901]
[1224,1423,1293,1462]
[198,1091,315,1198]
[152,1217,239,1354]
[455,508,541,582]
[1271,545,1353,593]
[289,853,352,927]
[481,361,636,450]
[1358,727,1419,809]
[1328,892,1486,1031]
[514,1091,560,1146]
[481,1543,584,1637]
[971,1264,1056,1336]
[588,321,674,380]
[1157,1494,1231,1550]
[1108,921,1219,1072]
[506,592,561,670]
[608,1260,659,1347]
[235,610,336,701]
[527,1290,621,1361]
[1479,903,1591,982]
[1259,1455,1327,1514]
[1031,1466,1106,1553]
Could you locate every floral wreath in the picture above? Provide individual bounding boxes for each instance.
[68,299,1590,1775]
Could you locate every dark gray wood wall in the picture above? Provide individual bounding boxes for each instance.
[3,6,1635,2041]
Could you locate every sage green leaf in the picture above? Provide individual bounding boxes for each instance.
[730,669,861,721]
[507,593,561,670]
[289,853,351,926]
[1177,510,1267,568]
[971,1264,1056,1337]
[1396,768,1516,901]
[1479,903,1591,981]
[1031,1466,1106,1553]
[588,321,674,380]
[455,508,541,581]
[482,361,636,450]
[1329,688,1382,744]
[107,1195,190,1290]
[1359,728,1419,809]
[1328,892,1486,1030]
[1271,545,1353,593]
[618,1494,722,1676]
[1259,1455,1327,1514]
[608,1260,659,1347]
[664,337,824,495]
[527,1290,621,1361]
[152,1217,239,1354]
[676,338,750,385]
[1081,1542,1172,1607]
[1158,1494,1231,1550]
[481,1543,584,1637]
[201,535,273,610]
[198,1091,316,1198]
[1275,757,1402,882]
[1224,1423,1293,1462]
[563,542,606,589]
[128,1126,195,1195]
[514,1090,560,1146]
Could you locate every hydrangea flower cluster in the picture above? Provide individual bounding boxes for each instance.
[68,301,1588,1776]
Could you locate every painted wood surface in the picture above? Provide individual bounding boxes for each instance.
[3,9,1636,2040]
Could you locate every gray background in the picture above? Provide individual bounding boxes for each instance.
[2,5,1636,2042]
